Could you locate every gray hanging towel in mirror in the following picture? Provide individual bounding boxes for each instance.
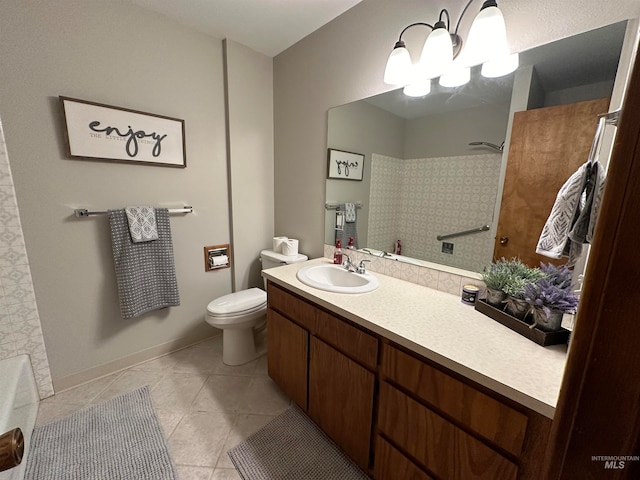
[108,208,180,318]
[335,204,358,249]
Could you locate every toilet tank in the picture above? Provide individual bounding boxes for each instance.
[260,249,307,290]
[260,249,308,270]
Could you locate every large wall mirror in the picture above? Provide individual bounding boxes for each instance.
[325,20,629,274]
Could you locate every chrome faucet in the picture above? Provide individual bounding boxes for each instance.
[342,254,358,272]
[343,254,371,274]
[356,259,371,274]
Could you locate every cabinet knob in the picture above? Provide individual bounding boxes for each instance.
[500,236,509,245]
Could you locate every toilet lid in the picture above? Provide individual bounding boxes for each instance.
[207,287,267,316]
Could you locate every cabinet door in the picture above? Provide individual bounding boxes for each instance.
[267,309,308,410]
[308,336,375,472]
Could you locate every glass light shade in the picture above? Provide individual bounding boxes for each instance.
[384,45,413,85]
[481,52,519,78]
[419,27,453,79]
[439,66,471,87]
[460,5,508,67]
[403,80,431,97]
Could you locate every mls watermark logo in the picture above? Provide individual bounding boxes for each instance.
[592,455,639,469]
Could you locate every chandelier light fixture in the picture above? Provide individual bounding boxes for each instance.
[383,0,518,96]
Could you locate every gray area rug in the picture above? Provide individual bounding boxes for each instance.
[25,386,177,480]
[228,406,369,480]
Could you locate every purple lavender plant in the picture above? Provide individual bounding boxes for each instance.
[523,278,579,319]
[539,262,573,290]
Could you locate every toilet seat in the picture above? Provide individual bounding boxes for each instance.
[206,287,267,316]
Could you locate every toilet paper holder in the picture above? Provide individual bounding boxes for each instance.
[204,244,231,272]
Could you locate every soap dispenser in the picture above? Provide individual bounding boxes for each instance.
[334,239,343,264]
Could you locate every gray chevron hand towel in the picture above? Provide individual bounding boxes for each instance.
[536,163,588,264]
[108,208,180,318]
[125,206,159,242]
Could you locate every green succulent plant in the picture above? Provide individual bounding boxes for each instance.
[480,261,511,291]
[502,276,528,299]
[482,258,546,295]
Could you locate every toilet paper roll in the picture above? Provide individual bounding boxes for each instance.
[212,255,228,267]
[273,236,288,253]
[282,239,299,256]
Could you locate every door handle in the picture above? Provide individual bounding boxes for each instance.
[500,236,509,245]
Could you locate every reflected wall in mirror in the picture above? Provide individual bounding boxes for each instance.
[325,21,627,273]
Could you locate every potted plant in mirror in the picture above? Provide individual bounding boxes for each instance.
[480,260,511,308]
[523,278,579,331]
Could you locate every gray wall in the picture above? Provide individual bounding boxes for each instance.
[273,0,640,260]
[0,0,236,388]
[325,101,405,246]
[225,40,275,290]
[404,104,510,159]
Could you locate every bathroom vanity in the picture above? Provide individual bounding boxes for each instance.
[263,258,567,479]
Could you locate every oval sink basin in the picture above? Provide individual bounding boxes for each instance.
[296,264,379,294]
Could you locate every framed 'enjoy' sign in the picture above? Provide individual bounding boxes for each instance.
[60,96,186,168]
[327,148,364,181]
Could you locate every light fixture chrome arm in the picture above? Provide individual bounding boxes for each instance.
[453,0,493,36]
[393,22,434,47]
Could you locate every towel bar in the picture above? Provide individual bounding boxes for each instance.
[437,224,490,241]
[325,202,363,210]
[74,206,193,217]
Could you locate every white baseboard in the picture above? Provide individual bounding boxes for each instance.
[53,332,222,393]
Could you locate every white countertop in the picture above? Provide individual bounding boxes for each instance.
[263,257,568,419]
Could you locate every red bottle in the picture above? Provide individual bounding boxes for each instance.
[333,239,343,264]
[396,239,402,255]
[347,236,355,250]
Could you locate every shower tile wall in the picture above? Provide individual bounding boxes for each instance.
[369,153,502,272]
[0,121,53,398]
[367,154,403,252]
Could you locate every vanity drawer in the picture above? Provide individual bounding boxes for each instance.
[378,382,518,480]
[374,436,434,480]
[381,344,527,457]
[314,309,378,370]
[267,282,316,331]
[268,281,377,369]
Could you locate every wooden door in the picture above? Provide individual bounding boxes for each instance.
[308,336,375,472]
[494,98,610,267]
[266,309,308,410]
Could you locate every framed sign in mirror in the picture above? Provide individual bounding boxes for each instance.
[60,96,186,168]
[327,148,364,181]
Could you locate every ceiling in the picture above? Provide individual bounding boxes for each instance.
[127,0,364,57]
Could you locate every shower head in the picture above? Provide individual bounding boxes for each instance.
[468,141,505,152]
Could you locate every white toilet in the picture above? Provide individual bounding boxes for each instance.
[205,249,308,366]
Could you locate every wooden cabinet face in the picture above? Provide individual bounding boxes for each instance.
[374,436,435,480]
[381,344,528,457]
[378,382,518,480]
[308,336,375,472]
[266,284,549,480]
[266,309,308,410]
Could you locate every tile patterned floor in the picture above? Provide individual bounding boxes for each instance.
[36,335,291,480]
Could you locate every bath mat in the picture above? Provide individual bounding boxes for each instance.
[228,405,369,480]
[25,386,177,480]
